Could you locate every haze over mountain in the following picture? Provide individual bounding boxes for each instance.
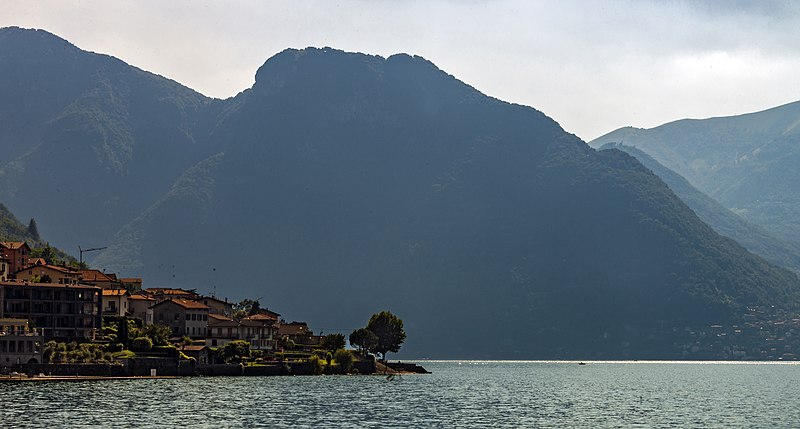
[4,28,800,358]
[591,101,800,248]
[0,27,222,250]
[599,143,800,274]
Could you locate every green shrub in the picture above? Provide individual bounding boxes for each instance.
[308,355,324,375]
[131,336,153,352]
[333,349,354,374]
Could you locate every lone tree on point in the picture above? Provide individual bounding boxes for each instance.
[365,311,406,361]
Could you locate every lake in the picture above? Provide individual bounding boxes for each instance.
[2,361,799,428]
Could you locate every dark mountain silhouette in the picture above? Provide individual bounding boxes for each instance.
[3,28,800,357]
[85,47,800,358]
[590,101,800,247]
[0,27,222,251]
[600,143,800,273]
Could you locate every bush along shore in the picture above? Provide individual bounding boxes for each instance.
[1,310,428,379]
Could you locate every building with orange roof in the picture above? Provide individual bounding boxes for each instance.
[0,242,31,275]
[101,288,130,317]
[144,288,200,303]
[13,264,81,285]
[120,278,142,293]
[80,269,124,289]
[193,295,234,317]
[128,294,155,325]
[151,299,209,339]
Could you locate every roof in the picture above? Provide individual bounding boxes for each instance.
[241,316,276,327]
[208,313,231,321]
[196,296,232,306]
[129,294,155,301]
[151,298,209,310]
[27,258,46,266]
[182,345,209,352]
[256,308,281,318]
[0,242,29,250]
[145,288,197,296]
[279,322,310,336]
[102,289,129,296]
[244,313,278,322]
[120,278,142,283]
[80,270,118,282]
[14,264,80,275]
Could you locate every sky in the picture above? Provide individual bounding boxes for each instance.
[2,0,800,141]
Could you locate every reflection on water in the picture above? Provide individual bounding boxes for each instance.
[2,361,800,428]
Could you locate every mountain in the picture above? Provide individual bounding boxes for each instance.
[86,47,800,358]
[599,143,800,273]
[589,101,800,246]
[0,202,73,262]
[0,27,223,252]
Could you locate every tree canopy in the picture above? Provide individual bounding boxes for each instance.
[365,311,406,360]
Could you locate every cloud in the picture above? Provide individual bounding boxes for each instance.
[1,0,800,139]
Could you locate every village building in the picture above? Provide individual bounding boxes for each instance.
[193,296,234,317]
[240,315,279,352]
[0,318,43,365]
[80,269,124,289]
[101,289,130,317]
[13,263,81,285]
[145,288,200,304]
[0,242,31,275]
[182,345,212,365]
[120,278,142,293]
[0,281,102,339]
[206,314,240,348]
[150,299,209,339]
[128,294,155,325]
[0,256,8,282]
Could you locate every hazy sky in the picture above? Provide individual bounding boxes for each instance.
[2,0,799,140]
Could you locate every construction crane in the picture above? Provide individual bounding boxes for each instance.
[78,246,107,265]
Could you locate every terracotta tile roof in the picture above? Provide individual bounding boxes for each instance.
[16,264,80,275]
[208,314,231,321]
[182,345,209,352]
[102,289,129,296]
[0,242,28,250]
[145,288,197,296]
[245,313,278,321]
[152,298,209,310]
[241,317,276,327]
[80,270,117,282]
[129,294,155,301]
[120,278,142,283]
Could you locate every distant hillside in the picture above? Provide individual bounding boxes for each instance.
[90,47,800,358]
[599,143,800,273]
[0,27,223,254]
[590,101,800,246]
[0,202,73,262]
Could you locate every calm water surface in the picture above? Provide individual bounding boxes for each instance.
[2,361,800,428]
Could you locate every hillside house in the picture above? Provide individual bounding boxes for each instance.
[13,263,81,285]
[101,289,130,317]
[151,299,209,339]
[128,294,155,325]
[194,296,233,317]
[0,242,31,274]
[80,270,123,289]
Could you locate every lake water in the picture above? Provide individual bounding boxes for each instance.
[2,361,800,428]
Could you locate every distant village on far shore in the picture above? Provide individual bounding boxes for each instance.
[0,240,324,368]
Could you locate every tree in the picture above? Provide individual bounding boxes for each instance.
[219,340,251,364]
[333,349,354,374]
[131,336,153,352]
[349,328,378,355]
[365,311,406,361]
[27,218,40,240]
[321,333,346,351]
[140,324,171,347]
